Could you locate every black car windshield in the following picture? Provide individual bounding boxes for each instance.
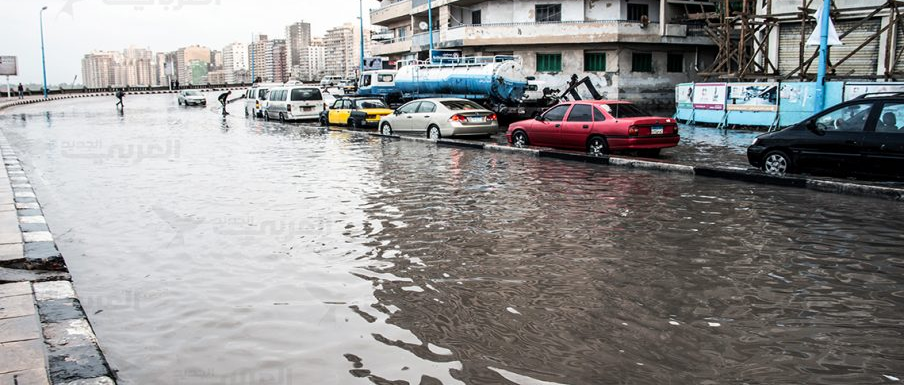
[291,88,322,101]
[355,99,387,109]
[600,103,650,118]
[441,100,485,111]
[184,91,201,96]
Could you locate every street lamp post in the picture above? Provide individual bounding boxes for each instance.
[40,6,48,99]
[359,0,365,78]
[428,0,433,62]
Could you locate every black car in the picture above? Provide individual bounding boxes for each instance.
[747,93,904,179]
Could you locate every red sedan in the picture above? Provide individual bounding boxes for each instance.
[506,100,680,156]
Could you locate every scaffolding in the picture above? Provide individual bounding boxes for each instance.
[693,0,904,81]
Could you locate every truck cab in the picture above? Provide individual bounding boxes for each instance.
[357,70,397,97]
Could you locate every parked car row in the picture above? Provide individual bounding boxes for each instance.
[243,83,334,122]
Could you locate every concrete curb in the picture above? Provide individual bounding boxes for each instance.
[362,130,904,201]
[0,135,117,384]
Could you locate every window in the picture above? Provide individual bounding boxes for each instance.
[441,100,485,110]
[567,104,593,122]
[417,102,436,113]
[360,75,372,87]
[632,53,653,73]
[627,3,649,22]
[291,88,322,101]
[536,4,562,22]
[378,74,394,83]
[537,53,562,72]
[600,103,650,118]
[398,102,420,114]
[593,107,606,122]
[341,100,353,109]
[815,103,873,132]
[331,100,343,109]
[667,53,684,73]
[355,99,388,109]
[584,52,606,72]
[472,10,482,25]
[877,103,904,133]
[542,104,570,121]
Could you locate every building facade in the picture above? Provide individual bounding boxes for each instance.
[81,51,118,88]
[222,42,248,84]
[286,22,312,71]
[369,0,716,109]
[176,45,211,85]
[323,23,373,79]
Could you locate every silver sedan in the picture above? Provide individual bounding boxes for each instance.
[378,98,498,139]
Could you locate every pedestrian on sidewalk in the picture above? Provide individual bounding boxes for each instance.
[218,90,231,115]
[115,89,125,109]
[17,83,24,99]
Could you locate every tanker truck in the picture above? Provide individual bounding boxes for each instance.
[357,56,557,121]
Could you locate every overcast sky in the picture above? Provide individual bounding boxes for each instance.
[1,0,382,85]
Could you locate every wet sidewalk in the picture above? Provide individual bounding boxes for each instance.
[0,135,115,385]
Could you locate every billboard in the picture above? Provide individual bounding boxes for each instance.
[0,56,17,76]
[727,83,778,112]
[676,84,694,108]
[692,83,726,110]
[363,57,384,71]
[843,82,904,101]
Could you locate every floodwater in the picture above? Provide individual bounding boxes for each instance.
[2,95,903,384]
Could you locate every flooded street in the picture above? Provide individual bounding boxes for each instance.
[1,94,903,384]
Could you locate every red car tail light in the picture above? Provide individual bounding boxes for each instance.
[628,126,639,136]
[450,114,466,122]
[487,113,498,121]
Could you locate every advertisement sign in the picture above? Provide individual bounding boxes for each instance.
[726,83,778,111]
[844,82,904,101]
[692,83,726,110]
[430,50,462,63]
[676,84,694,108]
[0,56,18,76]
[363,57,384,71]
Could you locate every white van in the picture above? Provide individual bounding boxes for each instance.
[263,86,326,122]
[244,83,282,118]
[319,76,343,87]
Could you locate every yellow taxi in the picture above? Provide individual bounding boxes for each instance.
[320,97,394,128]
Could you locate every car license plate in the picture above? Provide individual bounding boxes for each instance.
[651,126,664,135]
[303,106,313,111]
[468,117,485,123]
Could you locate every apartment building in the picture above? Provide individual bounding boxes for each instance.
[222,42,248,84]
[294,37,326,82]
[370,0,716,108]
[286,21,313,71]
[81,51,118,88]
[323,23,374,79]
[176,45,211,85]
[247,35,288,83]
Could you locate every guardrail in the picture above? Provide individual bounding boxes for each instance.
[2,83,254,97]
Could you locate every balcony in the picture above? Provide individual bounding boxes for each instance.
[372,36,413,56]
[441,21,713,47]
[371,0,411,25]
[412,31,439,50]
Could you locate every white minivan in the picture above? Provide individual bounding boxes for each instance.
[263,86,326,122]
[319,76,343,87]
[244,83,282,118]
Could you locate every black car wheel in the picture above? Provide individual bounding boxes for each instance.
[381,122,393,135]
[512,131,529,147]
[279,113,286,123]
[348,118,358,129]
[763,150,792,175]
[264,112,270,121]
[587,136,609,156]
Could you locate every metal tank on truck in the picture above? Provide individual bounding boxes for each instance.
[392,56,529,107]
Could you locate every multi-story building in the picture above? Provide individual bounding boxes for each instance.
[176,45,211,85]
[248,34,269,82]
[222,42,248,84]
[295,38,326,82]
[369,0,716,108]
[210,50,224,70]
[323,23,372,79]
[207,70,228,85]
[121,46,157,86]
[246,35,289,83]
[189,60,208,84]
[286,21,312,71]
[81,51,118,88]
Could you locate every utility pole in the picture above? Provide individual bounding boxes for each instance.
[251,34,255,84]
[359,0,365,77]
[814,0,832,113]
[428,0,434,62]
[40,6,48,99]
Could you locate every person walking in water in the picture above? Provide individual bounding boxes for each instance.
[17,83,24,99]
[218,90,231,115]
[115,89,125,109]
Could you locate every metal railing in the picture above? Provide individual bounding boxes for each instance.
[412,31,439,47]
[446,19,657,29]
